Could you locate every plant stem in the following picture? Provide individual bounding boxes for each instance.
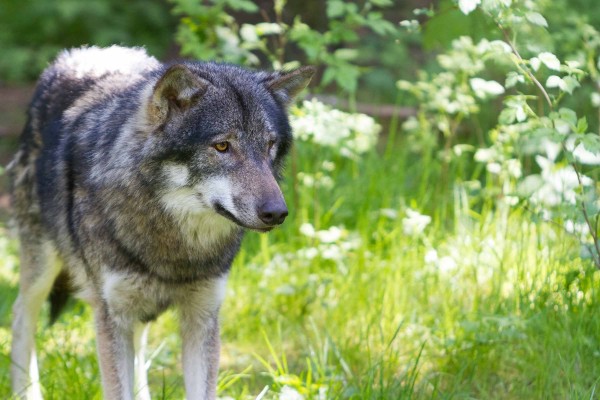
[498,24,553,110]
[498,18,600,268]
[569,157,600,268]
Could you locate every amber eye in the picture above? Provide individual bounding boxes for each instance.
[214,142,229,153]
[268,140,275,151]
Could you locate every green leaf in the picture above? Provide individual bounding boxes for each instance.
[576,117,589,134]
[498,107,516,125]
[333,48,358,61]
[581,133,600,153]
[538,52,561,71]
[331,63,360,93]
[422,0,499,49]
[322,67,336,86]
[546,75,565,90]
[505,72,524,88]
[562,75,580,94]
[516,174,544,197]
[413,8,435,17]
[223,0,259,12]
[526,12,548,28]
[366,12,397,35]
[326,0,345,18]
[558,108,577,126]
[369,0,394,6]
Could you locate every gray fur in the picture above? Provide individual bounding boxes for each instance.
[9,46,313,400]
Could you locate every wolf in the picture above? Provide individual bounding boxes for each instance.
[8,45,313,400]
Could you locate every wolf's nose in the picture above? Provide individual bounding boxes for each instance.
[257,201,288,226]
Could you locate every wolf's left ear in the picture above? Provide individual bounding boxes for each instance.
[149,64,209,125]
[265,66,315,107]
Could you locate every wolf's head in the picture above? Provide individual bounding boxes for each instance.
[143,63,314,232]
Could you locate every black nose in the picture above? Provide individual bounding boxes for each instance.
[257,200,288,226]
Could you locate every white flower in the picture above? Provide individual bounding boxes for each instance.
[573,143,600,165]
[538,52,561,71]
[299,223,315,237]
[380,208,398,219]
[530,156,593,206]
[402,209,432,236]
[290,99,379,157]
[424,249,439,264]
[298,247,319,260]
[565,136,600,165]
[279,386,304,400]
[591,92,600,107]
[318,175,334,189]
[474,148,497,163]
[316,226,343,243]
[530,57,541,71]
[438,256,457,273]
[515,106,527,122]
[298,172,315,187]
[546,75,563,90]
[458,0,481,15]
[564,220,589,236]
[542,140,561,161]
[470,78,505,98]
[321,161,336,171]
[321,244,343,261]
[506,159,522,178]
[486,162,502,174]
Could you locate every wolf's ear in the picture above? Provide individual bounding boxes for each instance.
[265,66,315,106]
[149,64,209,125]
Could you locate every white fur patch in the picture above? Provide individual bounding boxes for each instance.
[159,163,205,214]
[176,210,236,252]
[196,176,237,216]
[101,271,171,328]
[55,46,159,79]
[163,163,190,187]
[159,168,238,250]
[178,275,229,399]
[161,172,237,216]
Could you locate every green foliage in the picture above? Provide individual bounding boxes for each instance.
[170,0,402,96]
[0,0,174,83]
[399,0,600,268]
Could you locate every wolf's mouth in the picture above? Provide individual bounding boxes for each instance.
[213,202,273,233]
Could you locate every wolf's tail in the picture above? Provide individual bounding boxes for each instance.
[48,270,73,325]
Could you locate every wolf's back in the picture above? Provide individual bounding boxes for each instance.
[9,46,159,226]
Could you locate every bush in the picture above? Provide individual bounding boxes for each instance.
[0,0,175,83]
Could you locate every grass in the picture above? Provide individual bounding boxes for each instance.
[0,132,599,399]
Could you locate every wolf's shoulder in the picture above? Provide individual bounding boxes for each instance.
[50,45,161,80]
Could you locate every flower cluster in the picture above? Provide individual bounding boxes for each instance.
[290,99,380,159]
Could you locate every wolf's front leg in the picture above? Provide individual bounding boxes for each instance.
[11,239,61,400]
[94,304,136,400]
[179,275,228,400]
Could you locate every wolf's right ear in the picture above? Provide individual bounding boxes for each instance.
[149,64,209,125]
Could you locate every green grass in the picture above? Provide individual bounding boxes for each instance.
[1,136,599,399]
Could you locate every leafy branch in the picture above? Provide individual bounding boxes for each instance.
[493,15,600,268]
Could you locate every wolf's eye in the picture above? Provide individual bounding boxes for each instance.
[213,142,229,153]
[268,140,276,151]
